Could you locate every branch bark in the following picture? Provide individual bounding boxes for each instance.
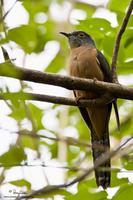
[0,63,133,101]
[111,0,133,83]
[0,92,113,107]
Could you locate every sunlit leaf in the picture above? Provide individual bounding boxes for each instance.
[0,146,26,167]
[111,171,129,186]
[20,134,37,150]
[30,185,71,198]
[75,2,96,17]
[28,103,44,130]
[10,179,31,191]
[117,61,133,74]
[78,18,113,34]
[45,50,65,73]
[108,0,131,12]
[112,184,133,200]
[8,25,38,53]
[65,185,107,200]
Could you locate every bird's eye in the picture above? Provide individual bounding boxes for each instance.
[78,33,84,37]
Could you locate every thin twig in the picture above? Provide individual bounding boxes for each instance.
[17,137,133,199]
[11,130,92,148]
[9,130,115,151]
[64,137,133,187]
[111,0,133,83]
[0,162,89,172]
[1,163,130,173]
[1,0,18,22]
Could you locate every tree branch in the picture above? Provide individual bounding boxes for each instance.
[17,136,133,199]
[0,63,133,100]
[13,130,92,148]
[111,0,133,83]
[0,92,113,107]
[11,130,107,151]
[0,161,89,172]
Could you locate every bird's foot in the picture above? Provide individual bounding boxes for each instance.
[93,77,98,83]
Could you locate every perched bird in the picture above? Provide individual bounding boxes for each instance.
[60,31,119,189]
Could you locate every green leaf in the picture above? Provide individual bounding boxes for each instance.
[75,2,96,17]
[65,186,107,200]
[112,184,133,200]
[8,25,38,53]
[0,37,8,45]
[0,62,22,78]
[10,179,31,191]
[28,103,44,130]
[50,143,58,158]
[115,11,133,27]
[117,61,133,74]
[122,29,133,48]
[121,153,133,170]
[22,0,51,20]
[0,146,26,167]
[76,115,91,140]
[102,35,115,57]
[31,186,71,198]
[78,18,112,35]
[66,179,106,199]
[9,100,26,121]
[67,146,80,164]
[108,0,131,12]
[45,50,65,73]
[8,23,55,53]
[20,134,37,150]
[77,18,114,49]
[78,179,96,190]
[0,170,5,184]
[124,161,133,170]
[111,171,129,187]
[124,43,133,60]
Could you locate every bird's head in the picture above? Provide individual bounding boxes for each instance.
[60,31,95,49]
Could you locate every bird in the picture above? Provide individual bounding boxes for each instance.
[60,30,120,189]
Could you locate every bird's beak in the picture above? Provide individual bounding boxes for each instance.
[60,32,70,38]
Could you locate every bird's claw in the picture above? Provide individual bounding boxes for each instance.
[93,77,98,83]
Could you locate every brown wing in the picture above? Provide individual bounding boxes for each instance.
[97,50,120,129]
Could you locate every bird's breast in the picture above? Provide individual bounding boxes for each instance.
[69,46,104,81]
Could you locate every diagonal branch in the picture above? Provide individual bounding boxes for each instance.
[111,0,133,83]
[1,0,18,21]
[17,136,133,200]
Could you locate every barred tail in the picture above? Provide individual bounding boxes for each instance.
[91,132,110,189]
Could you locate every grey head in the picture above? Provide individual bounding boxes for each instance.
[60,31,96,48]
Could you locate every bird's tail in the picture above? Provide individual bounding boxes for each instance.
[91,131,110,189]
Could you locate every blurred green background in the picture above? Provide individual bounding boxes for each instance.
[0,0,133,199]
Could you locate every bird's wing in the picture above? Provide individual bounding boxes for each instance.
[96,50,120,129]
[96,49,112,82]
[75,49,113,132]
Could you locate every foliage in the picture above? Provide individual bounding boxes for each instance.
[0,0,133,199]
